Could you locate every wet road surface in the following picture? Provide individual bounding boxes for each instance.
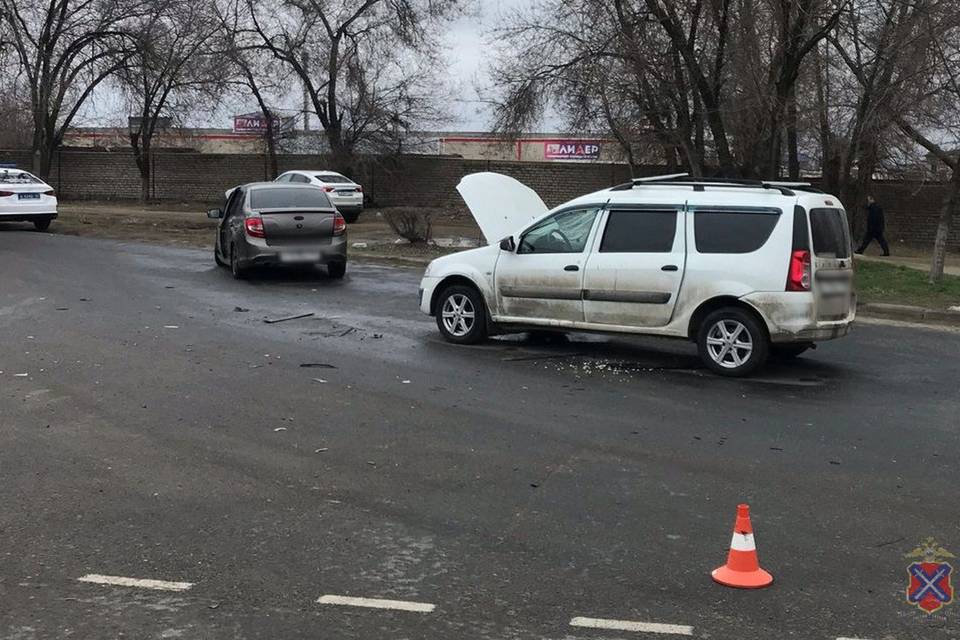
[1,230,959,639]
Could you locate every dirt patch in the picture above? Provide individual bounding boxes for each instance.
[49,202,482,261]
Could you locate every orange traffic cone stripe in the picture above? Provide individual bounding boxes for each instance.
[712,504,773,589]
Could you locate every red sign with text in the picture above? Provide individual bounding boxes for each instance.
[544,140,602,160]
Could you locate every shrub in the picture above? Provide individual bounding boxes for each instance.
[382,207,434,243]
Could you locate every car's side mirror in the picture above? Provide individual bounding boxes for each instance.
[207,208,223,219]
[499,236,516,252]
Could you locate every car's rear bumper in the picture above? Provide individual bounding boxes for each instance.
[237,235,348,268]
[741,291,856,343]
[0,211,57,221]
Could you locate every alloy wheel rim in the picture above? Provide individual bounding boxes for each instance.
[706,319,753,369]
[441,294,475,337]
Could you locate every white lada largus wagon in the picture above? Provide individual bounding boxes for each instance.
[419,173,856,377]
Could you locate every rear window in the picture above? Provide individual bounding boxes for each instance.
[809,208,851,258]
[0,171,40,184]
[249,187,331,210]
[694,210,780,254]
[315,174,351,184]
[600,210,678,253]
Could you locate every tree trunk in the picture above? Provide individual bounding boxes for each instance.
[140,149,151,204]
[786,88,800,179]
[930,167,960,283]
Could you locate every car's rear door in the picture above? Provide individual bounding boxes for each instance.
[493,206,602,323]
[808,207,854,321]
[582,205,686,327]
[251,187,337,246]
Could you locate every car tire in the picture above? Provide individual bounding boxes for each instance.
[327,261,346,279]
[697,307,769,377]
[342,211,360,224]
[435,284,487,345]
[771,343,812,359]
[230,244,247,280]
[33,218,51,232]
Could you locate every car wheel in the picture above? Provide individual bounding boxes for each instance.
[33,218,51,232]
[342,211,360,224]
[771,343,812,359]
[230,244,247,280]
[697,307,769,377]
[327,261,346,279]
[435,284,487,345]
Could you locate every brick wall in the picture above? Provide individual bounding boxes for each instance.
[2,148,957,249]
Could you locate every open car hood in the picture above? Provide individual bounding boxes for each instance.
[456,172,548,243]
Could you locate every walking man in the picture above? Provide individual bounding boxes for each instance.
[856,195,890,256]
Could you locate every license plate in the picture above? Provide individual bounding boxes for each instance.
[18,193,40,200]
[280,251,320,263]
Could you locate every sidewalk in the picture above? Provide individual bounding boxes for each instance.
[855,252,960,276]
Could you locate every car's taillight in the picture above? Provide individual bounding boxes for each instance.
[323,186,335,192]
[356,185,363,193]
[0,190,13,197]
[787,249,811,291]
[333,212,346,235]
[43,190,54,196]
[244,216,265,238]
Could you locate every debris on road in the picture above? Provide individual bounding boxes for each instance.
[55,307,69,311]
[312,378,327,383]
[234,306,250,312]
[15,373,28,377]
[352,242,368,249]
[163,325,179,329]
[274,427,287,432]
[264,312,315,324]
[300,363,337,369]
[315,448,329,453]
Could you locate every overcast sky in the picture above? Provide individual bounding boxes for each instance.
[78,0,540,133]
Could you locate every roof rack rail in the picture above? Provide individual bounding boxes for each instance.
[612,174,797,196]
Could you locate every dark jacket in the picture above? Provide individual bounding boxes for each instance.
[866,202,885,233]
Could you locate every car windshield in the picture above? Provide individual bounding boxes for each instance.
[315,174,352,184]
[0,170,40,184]
[249,187,332,210]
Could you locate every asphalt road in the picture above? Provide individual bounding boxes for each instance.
[1,228,958,640]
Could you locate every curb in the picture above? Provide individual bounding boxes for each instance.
[857,303,960,327]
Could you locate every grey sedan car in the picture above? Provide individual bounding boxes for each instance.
[209,183,347,279]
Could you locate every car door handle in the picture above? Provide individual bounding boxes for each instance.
[661,265,679,272]
[564,265,580,272]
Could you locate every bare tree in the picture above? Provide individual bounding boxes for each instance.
[244,0,464,172]
[0,0,143,177]
[490,0,845,178]
[117,0,220,202]
[217,0,292,179]
[829,0,960,281]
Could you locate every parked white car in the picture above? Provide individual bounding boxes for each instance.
[419,172,856,376]
[275,170,364,222]
[0,168,58,231]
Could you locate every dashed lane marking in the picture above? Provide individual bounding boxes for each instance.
[77,574,194,592]
[570,616,694,635]
[317,594,436,613]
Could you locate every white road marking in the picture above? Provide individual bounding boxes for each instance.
[570,617,694,635]
[77,574,193,592]
[317,594,436,613]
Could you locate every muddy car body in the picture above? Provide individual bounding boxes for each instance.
[419,173,856,376]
